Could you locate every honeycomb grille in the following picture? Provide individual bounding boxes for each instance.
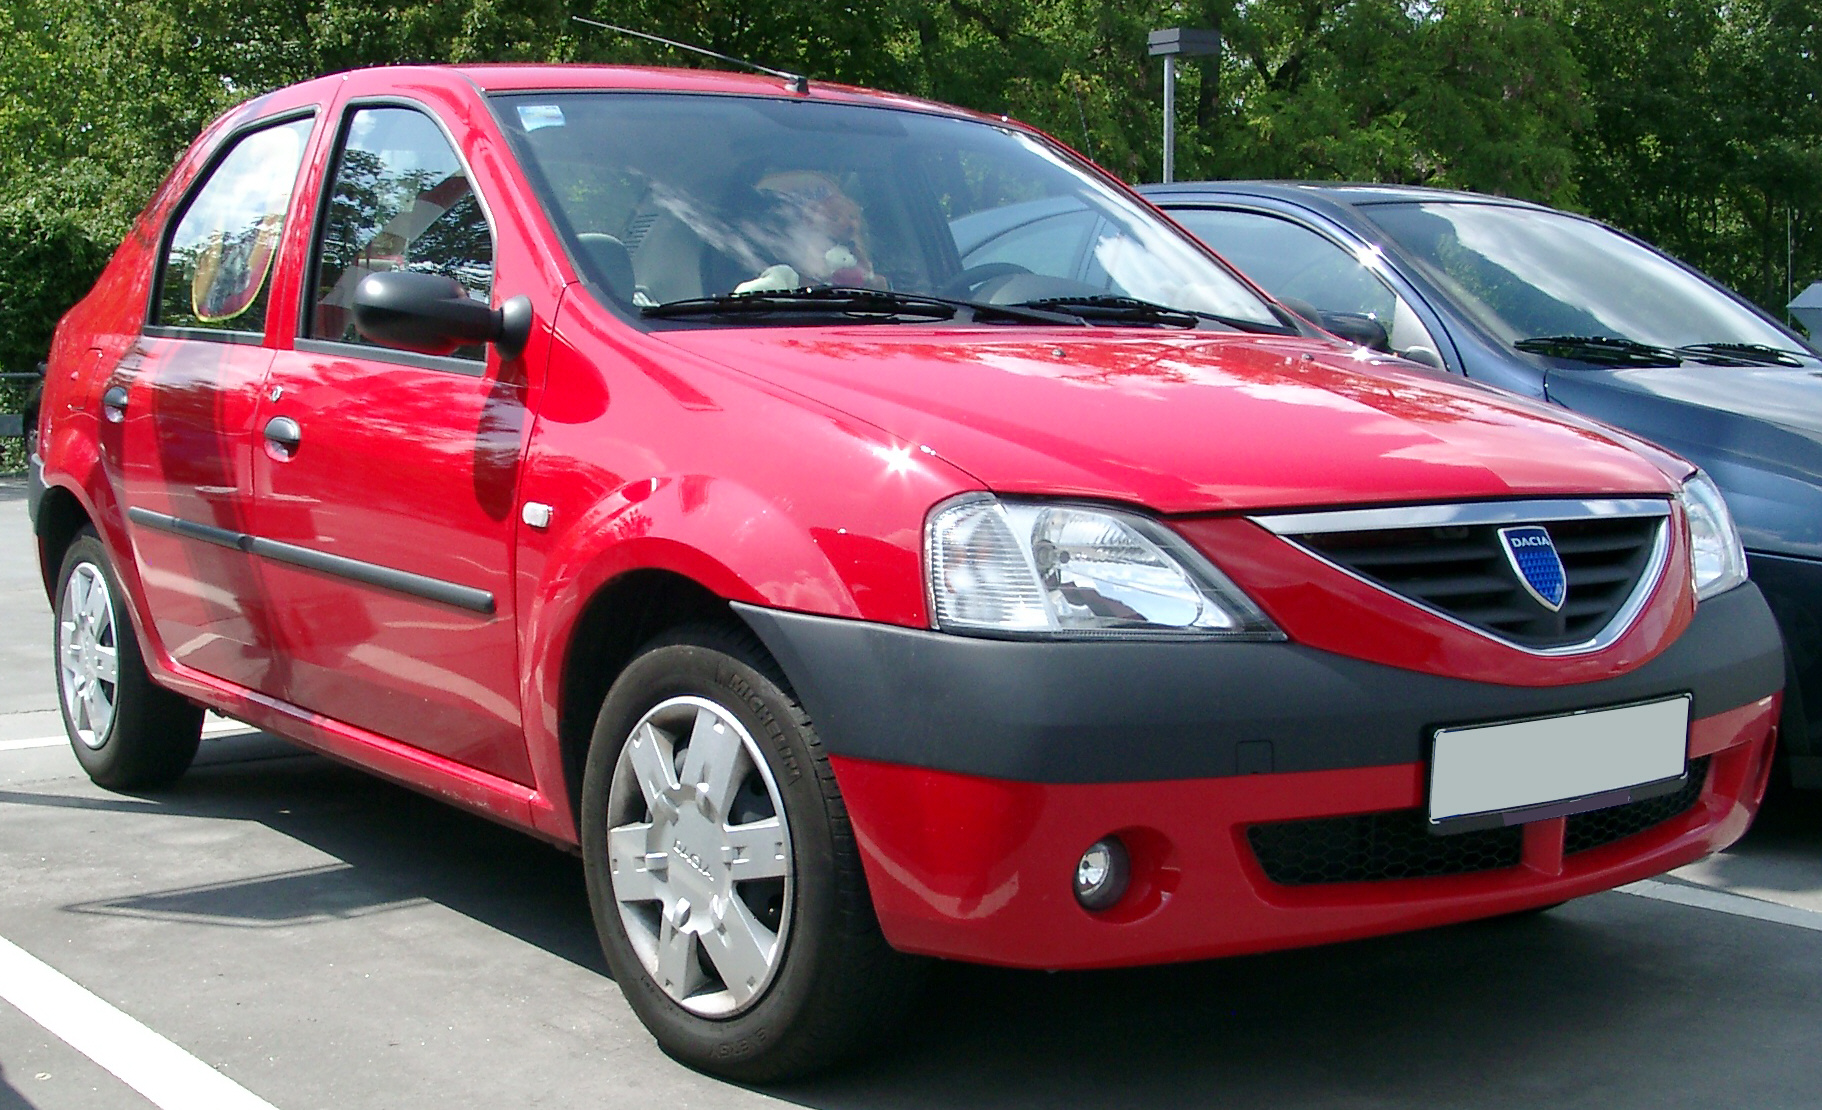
[1293,514,1662,649]
[1247,809,1523,886]
[1564,757,1710,855]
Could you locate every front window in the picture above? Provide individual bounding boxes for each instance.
[1366,202,1814,362]
[1171,207,1440,360]
[309,106,495,360]
[495,93,1285,331]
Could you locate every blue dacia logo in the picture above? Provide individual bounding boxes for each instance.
[1498,525,1566,612]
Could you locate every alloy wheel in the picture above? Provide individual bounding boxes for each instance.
[58,562,119,750]
[605,695,793,1017]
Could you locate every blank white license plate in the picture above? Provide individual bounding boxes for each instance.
[1428,696,1690,831]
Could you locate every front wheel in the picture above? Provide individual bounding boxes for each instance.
[54,528,204,790]
[580,624,921,1080]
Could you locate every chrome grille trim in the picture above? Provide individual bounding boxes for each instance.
[1253,498,1670,536]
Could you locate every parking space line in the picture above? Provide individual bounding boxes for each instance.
[0,735,65,751]
[0,933,279,1109]
[0,721,255,753]
[1618,879,1822,933]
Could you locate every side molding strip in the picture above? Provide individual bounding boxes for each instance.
[126,507,497,616]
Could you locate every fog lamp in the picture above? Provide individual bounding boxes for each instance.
[1073,837,1130,911]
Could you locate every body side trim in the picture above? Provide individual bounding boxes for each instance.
[126,507,496,614]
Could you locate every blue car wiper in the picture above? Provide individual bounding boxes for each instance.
[1675,342,1808,368]
[1513,335,1682,367]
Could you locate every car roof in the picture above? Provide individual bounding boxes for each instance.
[1141,180,1556,213]
[426,63,990,122]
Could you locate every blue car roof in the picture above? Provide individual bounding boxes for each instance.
[1140,180,1553,212]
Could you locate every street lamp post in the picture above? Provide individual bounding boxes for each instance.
[1147,27,1221,184]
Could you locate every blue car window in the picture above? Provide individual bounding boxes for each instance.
[1173,207,1437,356]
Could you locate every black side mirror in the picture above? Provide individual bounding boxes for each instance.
[1317,311,1392,353]
[351,271,532,360]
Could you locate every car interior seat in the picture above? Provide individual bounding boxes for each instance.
[625,211,705,304]
[575,233,636,304]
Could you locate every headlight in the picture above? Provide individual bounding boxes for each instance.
[1680,471,1748,600]
[925,494,1281,639]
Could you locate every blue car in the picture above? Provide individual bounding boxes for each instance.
[1100,182,1822,790]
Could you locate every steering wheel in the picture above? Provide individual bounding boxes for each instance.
[938,262,1032,299]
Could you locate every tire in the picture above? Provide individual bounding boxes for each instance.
[54,527,204,790]
[580,623,921,1081]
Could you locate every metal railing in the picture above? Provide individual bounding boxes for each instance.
[0,367,44,439]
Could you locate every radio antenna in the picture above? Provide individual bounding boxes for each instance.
[571,16,810,94]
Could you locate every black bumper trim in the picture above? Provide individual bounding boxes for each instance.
[26,453,45,530]
[733,583,1783,785]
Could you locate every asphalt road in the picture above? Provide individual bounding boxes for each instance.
[2,476,1820,1109]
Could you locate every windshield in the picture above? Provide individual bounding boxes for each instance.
[494,92,1283,329]
[1366,201,1812,358]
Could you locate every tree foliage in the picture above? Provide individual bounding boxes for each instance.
[0,0,1817,352]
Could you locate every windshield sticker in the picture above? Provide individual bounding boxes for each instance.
[517,104,566,132]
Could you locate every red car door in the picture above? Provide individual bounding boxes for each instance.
[112,113,319,698]
[251,89,536,784]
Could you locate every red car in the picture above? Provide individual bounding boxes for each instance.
[32,65,1783,1080]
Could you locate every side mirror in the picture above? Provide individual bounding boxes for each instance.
[1399,345,1445,370]
[1317,311,1392,353]
[351,271,532,360]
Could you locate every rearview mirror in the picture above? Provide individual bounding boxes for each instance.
[351,271,531,359]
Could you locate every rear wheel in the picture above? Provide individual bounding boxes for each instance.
[580,624,920,1080]
[54,528,203,790]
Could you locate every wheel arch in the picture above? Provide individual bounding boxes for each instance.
[555,567,749,828]
[34,481,96,600]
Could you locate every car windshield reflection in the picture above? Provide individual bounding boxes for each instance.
[1367,201,1818,360]
[496,93,1286,330]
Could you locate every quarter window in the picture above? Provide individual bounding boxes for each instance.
[310,107,494,359]
[155,117,314,334]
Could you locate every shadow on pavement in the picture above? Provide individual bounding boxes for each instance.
[765,897,1822,1110]
[9,740,605,975]
[0,1062,31,1110]
[13,735,1822,1109]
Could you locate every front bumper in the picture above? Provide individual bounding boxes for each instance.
[736,584,1783,968]
[1747,550,1822,785]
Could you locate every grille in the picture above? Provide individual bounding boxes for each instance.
[1564,757,1710,855]
[1293,514,1662,649]
[1248,810,1523,886]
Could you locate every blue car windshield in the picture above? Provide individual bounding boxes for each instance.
[1367,201,1814,358]
[494,92,1282,328]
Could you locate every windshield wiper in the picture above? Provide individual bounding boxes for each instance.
[1675,342,1809,368]
[644,286,1086,326]
[1016,294,1292,334]
[1513,335,1682,367]
[1009,294,1203,328]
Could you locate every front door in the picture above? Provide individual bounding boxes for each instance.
[254,101,533,784]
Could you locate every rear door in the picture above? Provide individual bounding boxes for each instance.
[251,90,536,784]
[112,113,318,697]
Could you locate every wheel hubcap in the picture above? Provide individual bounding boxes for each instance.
[58,562,119,750]
[605,695,793,1017]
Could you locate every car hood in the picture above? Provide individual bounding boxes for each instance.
[1545,364,1822,556]
[658,327,1678,514]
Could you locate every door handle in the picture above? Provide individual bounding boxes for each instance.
[101,385,128,423]
[263,416,302,456]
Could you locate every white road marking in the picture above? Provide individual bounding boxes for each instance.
[0,721,255,753]
[0,933,280,1110]
[0,735,64,751]
[1618,878,1822,934]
